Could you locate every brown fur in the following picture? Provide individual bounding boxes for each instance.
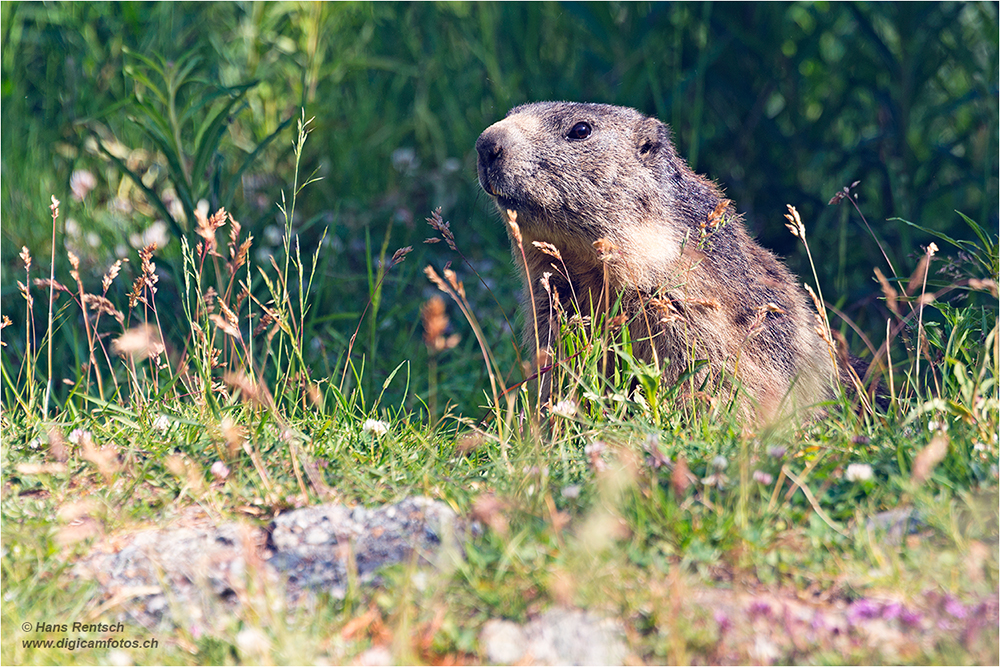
[476,102,840,421]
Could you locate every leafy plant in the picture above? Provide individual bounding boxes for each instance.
[94,50,292,242]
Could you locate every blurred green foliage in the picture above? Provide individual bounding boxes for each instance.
[2,1,997,412]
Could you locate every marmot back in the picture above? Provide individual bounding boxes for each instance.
[476,101,839,421]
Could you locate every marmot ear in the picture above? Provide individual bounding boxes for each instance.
[636,117,676,167]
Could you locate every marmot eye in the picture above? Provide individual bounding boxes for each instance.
[566,122,592,141]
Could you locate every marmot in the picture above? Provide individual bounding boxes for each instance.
[476,101,847,421]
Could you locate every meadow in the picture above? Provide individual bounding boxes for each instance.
[1,3,997,664]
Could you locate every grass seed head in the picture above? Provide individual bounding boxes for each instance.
[532,240,563,260]
[425,207,457,251]
[784,204,805,239]
[17,281,33,306]
[112,324,164,361]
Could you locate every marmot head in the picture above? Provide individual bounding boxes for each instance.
[476,102,720,239]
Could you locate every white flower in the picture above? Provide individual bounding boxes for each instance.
[210,461,230,480]
[68,428,91,445]
[235,627,271,657]
[845,463,873,482]
[129,220,169,250]
[70,170,97,201]
[561,484,581,499]
[550,399,578,418]
[362,419,390,436]
[152,415,171,433]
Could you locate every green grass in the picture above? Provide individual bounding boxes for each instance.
[2,119,997,663]
[1,12,998,658]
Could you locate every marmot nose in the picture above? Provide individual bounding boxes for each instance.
[476,130,504,170]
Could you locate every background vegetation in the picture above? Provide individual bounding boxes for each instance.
[2,1,997,410]
[1,3,997,664]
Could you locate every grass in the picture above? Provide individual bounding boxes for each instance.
[2,116,998,665]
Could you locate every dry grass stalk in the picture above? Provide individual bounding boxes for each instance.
[78,430,120,480]
[44,197,60,417]
[196,206,229,258]
[128,243,159,308]
[421,295,459,353]
[82,294,125,325]
[671,454,692,499]
[424,207,457,251]
[914,243,940,395]
[223,371,270,408]
[532,240,562,260]
[47,426,68,463]
[16,280,33,307]
[211,301,243,341]
[112,324,165,362]
[912,431,949,483]
[425,264,501,409]
[873,267,901,318]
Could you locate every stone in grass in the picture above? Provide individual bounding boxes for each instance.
[268,496,464,600]
[864,507,925,546]
[75,521,267,632]
[76,497,463,629]
[480,607,628,666]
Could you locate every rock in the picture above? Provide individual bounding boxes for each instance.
[74,521,265,631]
[865,507,924,545]
[479,607,628,665]
[268,496,464,599]
[480,619,527,664]
[75,497,463,628]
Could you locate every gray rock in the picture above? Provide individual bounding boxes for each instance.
[480,607,628,665]
[76,497,463,628]
[268,496,463,599]
[865,507,924,545]
[480,619,527,664]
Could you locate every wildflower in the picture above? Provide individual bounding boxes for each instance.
[151,415,171,433]
[550,399,578,418]
[711,455,728,470]
[747,599,772,619]
[767,445,787,459]
[362,419,390,436]
[210,461,231,481]
[584,440,608,472]
[644,433,669,469]
[846,599,882,625]
[752,470,774,485]
[701,472,728,488]
[882,601,903,621]
[391,147,419,173]
[845,463,873,482]
[70,170,97,201]
[68,428,91,445]
[943,597,968,619]
[129,220,170,250]
[561,484,581,499]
